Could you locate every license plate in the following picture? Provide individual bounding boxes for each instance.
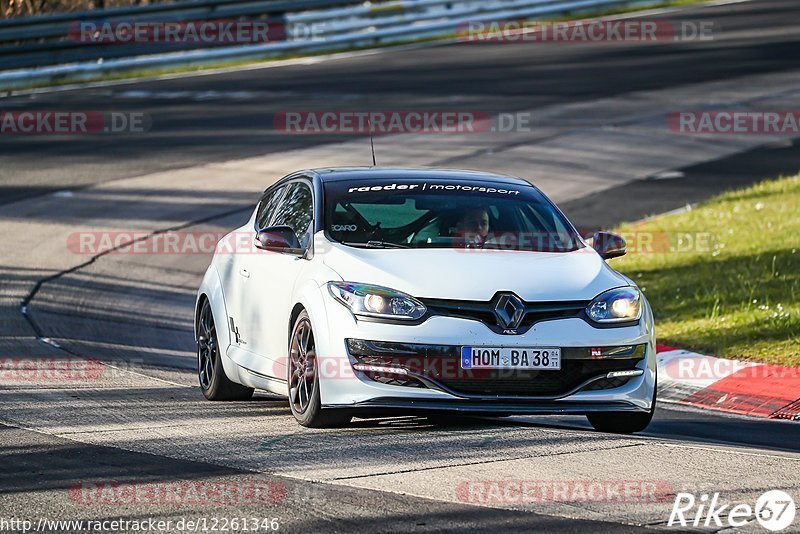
[461,346,561,370]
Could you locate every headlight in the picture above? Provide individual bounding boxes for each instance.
[327,282,427,321]
[586,287,642,323]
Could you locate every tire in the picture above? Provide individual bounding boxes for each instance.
[288,310,352,428]
[197,300,254,401]
[586,387,656,434]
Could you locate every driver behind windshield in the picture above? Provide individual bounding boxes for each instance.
[452,207,490,246]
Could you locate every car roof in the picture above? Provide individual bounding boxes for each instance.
[306,167,533,187]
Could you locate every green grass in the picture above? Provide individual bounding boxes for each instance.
[611,175,800,366]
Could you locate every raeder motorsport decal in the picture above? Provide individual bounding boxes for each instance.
[346,182,522,195]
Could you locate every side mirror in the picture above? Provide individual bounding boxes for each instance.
[592,231,626,259]
[255,226,301,253]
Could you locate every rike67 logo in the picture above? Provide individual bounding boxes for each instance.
[669,490,796,531]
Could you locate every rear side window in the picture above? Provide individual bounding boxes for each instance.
[271,182,314,248]
[256,186,285,229]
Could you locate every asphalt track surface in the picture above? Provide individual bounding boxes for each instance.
[1,0,800,531]
[1,0,800,205]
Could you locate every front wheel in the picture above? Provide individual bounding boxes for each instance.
[586,388,656,434]
[197,300,254,401]
[288,310,351,428]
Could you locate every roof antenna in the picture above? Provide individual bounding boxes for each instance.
[368,118,377,166]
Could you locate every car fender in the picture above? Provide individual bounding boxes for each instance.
[292,265,346,405]
[196,263,242,383]
[643,292,657,370]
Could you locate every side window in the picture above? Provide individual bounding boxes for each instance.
[271,182,314,248]
[256,186,285,229]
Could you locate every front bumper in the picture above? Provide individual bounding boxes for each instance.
[333,398,645,415]
[316,289,656,414]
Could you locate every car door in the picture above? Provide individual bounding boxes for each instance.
[241,179,315,379]
[225,184,286,355]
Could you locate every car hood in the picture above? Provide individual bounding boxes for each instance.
[322,243,630,301]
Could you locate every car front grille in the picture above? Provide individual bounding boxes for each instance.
[420,296,589,334]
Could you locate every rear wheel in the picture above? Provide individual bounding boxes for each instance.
[197,300,254,401]
[288,311,351,428]
[586,388,656,434]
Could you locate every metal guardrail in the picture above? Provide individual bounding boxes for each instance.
[0,0,362,69]
[0,0,646,90]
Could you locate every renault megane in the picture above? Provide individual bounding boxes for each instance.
[195,168,656,432]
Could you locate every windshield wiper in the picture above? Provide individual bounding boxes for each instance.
[339,240,410,249]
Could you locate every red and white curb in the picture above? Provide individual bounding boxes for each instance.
[656,345,800,421]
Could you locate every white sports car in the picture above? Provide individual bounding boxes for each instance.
[195,168,656,432]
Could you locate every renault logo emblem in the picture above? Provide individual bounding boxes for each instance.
[494,293,525,330]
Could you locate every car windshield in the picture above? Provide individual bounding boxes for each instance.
[324,178,583,252]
